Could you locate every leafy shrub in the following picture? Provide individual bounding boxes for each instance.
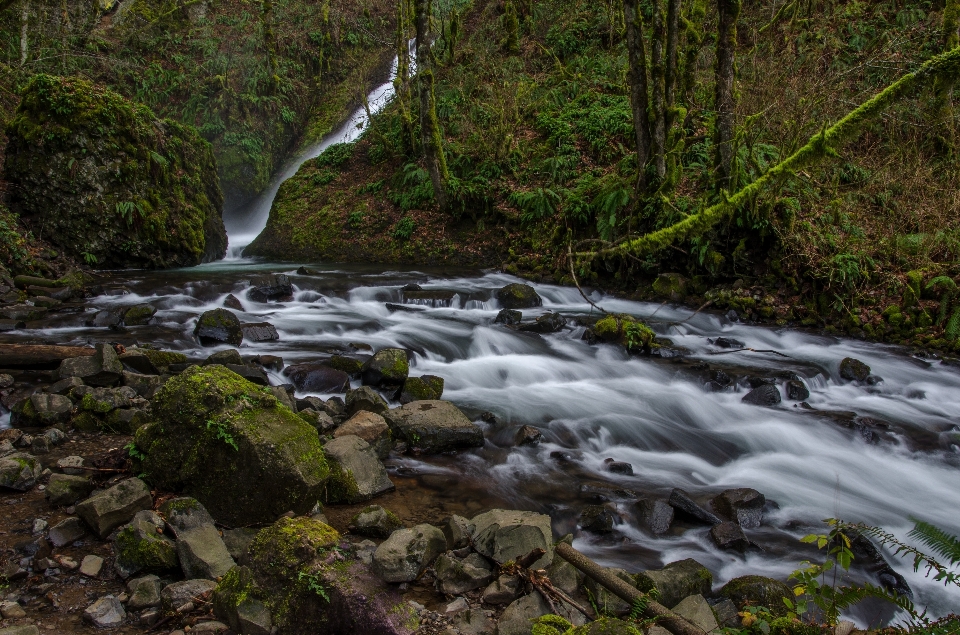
[392,217,416,240]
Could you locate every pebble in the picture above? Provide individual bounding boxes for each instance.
[55,556,78,571]
[79,555,103,578]
[31,519,47,535]
[444,597,469,613]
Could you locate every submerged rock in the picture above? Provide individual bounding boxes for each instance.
[712,488,765,528]
[518,312,566,334]
[496,283,542,310]
[741,384,781,406]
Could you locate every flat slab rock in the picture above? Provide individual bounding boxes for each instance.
[384,400,484,454]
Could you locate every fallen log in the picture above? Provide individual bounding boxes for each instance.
[554,541,707,635]
[0,343,95,369]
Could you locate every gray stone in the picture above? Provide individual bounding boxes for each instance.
[672,594,719,632]
[335,411,392,459]
[247,274,293,302]
[579,504,618,533]
[30,435,50,454]
[372,524,446,583]
[435,552,495,595]
[0,453,41,491]
[495,309,522,325]
[204,349,244,366]
[443,514,471,550]
[452,608,496,635]
[46,473,94,506]
[518,311,567,334]
[361,348,409,388]
[124,304,157,326]
[177,525,237,580]
[191,621,229,633]
[23,393,73,427]
[83,595,126,628]
[481,574,521,605]
[58,343,123,387]
[121,371,166,399]
[49,376,84,394]
[839,357,871,382]
[0,601,26,619]
[237,597,272,635]
[159,497,217,533]
[222,528,258,562]
[470,509,553,569]
[635,559,713,609]
[711,521,749,552]
[284,362,351,393]
[32,518,47,535]
[119,351,161,375]
[194,309,243,347]
[240,323,279,342]
[43,427,67,446]
[76,477,153,538]
[786,380,810,401]
[80,554,104,577]
[323,435,395,504]
[636,498,674,535]
[667,489,722,525]
[544,559,581,596]
[127,574,163,610]
[711,488,765,528]
[48,517,87,547]
[497,591,584,635]
[585,567,636,616]
[514,425,542,446]
[345,385,389,416]
[398,375,444,404]
[114,510,178,578]
[446,597,469,613]
[742,384,781,406]
[718,575,794,617]
[383,400,484,454]
[496,283,542,310]
[161,579,218,610]
[350,505,403,539]
[712,597,741,628]
[0,626,39,635]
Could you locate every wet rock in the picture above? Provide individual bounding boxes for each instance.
[48,517,87,547]
[635,498,674,535]
[712,488,765,528]
[194,309,243,347]
[839,357,871,382]
[585,567,637,616]
[372,524,446,583]
[79,554,104,577]
[335,411,391,458]
[0,452,42,491]
[470,509,553,568]
[48,376,84,394]
[443,515,471,550]
[605,459,633,475]
[714,337,745,349]
[46,473,94,506]
[222,363,269,386]
[579,505,618,533]
[482,574,521,605]
[434,552,495,594]
[222,528,258,562]
[247,274,293,302]
[496,283,542,310]
[741,384,781,406]
[667,488,722,525]
[241,322,279,342]
[719,575,794,617]
[223,294,244,311]
[635,558,713,608]
[672,594,719,632]
[161,579,218,610]
[124,304,157,326]
[204,349,244,366]
[848,531,912,598]
[384,400,484,454]
[284,362,351,393]
[748,376,776,388]
[136,366,329,525]
[114,510,178,577]
[349,505,403,539]
[361,348,409,388]
[58,343,123,387]
[84,595,125,628]
[127,574,163,610]
[10,393,72,428]
[76,477,153,538]
[495,309,521,325]
[323,435,395,504]
[498,591,584,635]
[514,425,542,446]
[518,312,567,334]
[398,375,444,404]
[786,379,810,401]
[178,524,237,580]
[711,521,749,552]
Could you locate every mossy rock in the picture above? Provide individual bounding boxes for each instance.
[592,314,657,353]
[719,575,794,617]
[114,511,179,576]
[398,375,444,404]
[496,283,542,309]
[360,348,409,388]
[4,74,226,268]
[651,273,689,301]
[124,304,157,326]
[323,355,365,377]
[135,365,329,525]
[71,411,103,433]
[140,349,189,372]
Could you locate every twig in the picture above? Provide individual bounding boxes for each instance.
[708,347,792,358]
[648,301,669,319]
[681,300,713,322]
[567,243,607,314]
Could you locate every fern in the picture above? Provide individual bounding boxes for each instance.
[946,306,960,340]
[909,519,960,567]
[926,276,958,292]
[853,522,960,589]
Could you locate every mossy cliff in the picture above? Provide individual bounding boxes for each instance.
[134,365,329,525]
[4,74,226,268]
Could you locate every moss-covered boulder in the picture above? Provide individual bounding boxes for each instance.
[496,283,542,309]
[360,348,409,388]
[194,308,243,347]
[214,517,418,635]
[113,510,179,578]
[4,74,226,268]
[398,375,444,404]
[719,575,794,617]
[591,314,657,353]
[134,365,329,525]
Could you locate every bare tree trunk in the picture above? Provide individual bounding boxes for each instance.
[624,0,652,190]
[714,0,740,190]
[650,0,667,180]
[414,0,449,210]
[20,0,29,66]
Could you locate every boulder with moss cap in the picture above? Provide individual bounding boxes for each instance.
[322,435,394,504]
[496,283,542,309]
[134,365,329,525]
[361,348,409,388]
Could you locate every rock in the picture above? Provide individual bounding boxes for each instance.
[177,524,237,580]
[652,273,689,301]
[742,384,781,406]
[482,574,522,605]
[48,376,84,394]
[30,435,50,454]
[76,386,132,414]
[585,567,637,615]
[122,371,166,398]
[711,521,749,551]
[470,509,553,568]
[671,595,718,632]
[579,505,618,533]
[57,343,123,387]
[349,505,403,539]
[0,452,42,491]
[495,309,522,325]
[496,283,542,310]
[0,305,47,321]
[443,515,471,550]
[569,618,644,635]
[711,488,765,528]
[372,523,446,583]
[605,459,633,475]
[498,591,584,635]
[839,357,871,382]
[204,349,244,366]
[323,435,395,504]
[0,626,37,635]
[241,322,280,342]
[247,274,294,302]
[80,554,104,577]
[514,425,542,445]
[222,528,259,562]
[545,559,582,596]
[83,595,126,628]
[283,362,351,393]
[361,348,409,388]
[667,488,722,525]
[135,366,329,525]
[719,575,794,617]
[223,294,244,311]
[335,411,391,458]
[194,309,243,347]
[32,518,48,535]
[10,393,72,428]
[161,579,218,610]
[435,551,495,594]
[398,375,444,404]
[0,601,26,619]
[236,598,272,635]
[127,574,163,610]
[48,517,86,547]
[113,510,178,577]
[445,597,470,613]
[384,400,484,454]
[191,621,229,633]
[124,304,157,326]
[90,308,125,328]
[712,598,740,628]
[139,349,189,373]
[714,337,745,349]
[452,608,496,635]
[159,497,217,532]
[222,363,269,386]
[76,477,153,538]
[786,379,810,401]
[46,473,94,506]
[518,312,566,334]
[635,558,713,608]
[346,385,389,416]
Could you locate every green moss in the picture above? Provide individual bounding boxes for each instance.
[324,355,363,376]
[71,412,102,432]
[114,525,178,573]
[249,517,339,573]
[79,393,114,415]
[324,459,360,504]
[215,565,257,611]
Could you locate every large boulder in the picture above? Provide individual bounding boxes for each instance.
[113,510,178,577]
[384,400,484,454]
[57,343,123,387]
[323,435,394,504]
[372,524,446,583]
[361,348,409,388]
[719,575,793,617]
[248,274,294,302]
[177,524,237,580]
[4,74,226,268]
[839,357,871,382]
[434,552,495,595]
[194,309,243,347]
[10,393,72,428]
[0,453,42,491]
[76,477,153,538]
[134,365,329,525]
[284,363,351,393]
[469,509,553,569]
[496,283,542,310]
[635,559,713,609]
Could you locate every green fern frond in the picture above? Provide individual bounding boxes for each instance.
[909,519,960,567]
[926,276,958,292]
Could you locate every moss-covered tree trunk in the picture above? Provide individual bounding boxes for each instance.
[714,0,740,190]
[503,0,520,54]
[934,0,958,152]
[624,0,653,191]
[414,0,449,210]
[650,0,667,180]
[261,0,278,93]
[396,0,416,153]
[682,0,706,108]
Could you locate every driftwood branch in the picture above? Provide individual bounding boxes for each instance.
[554,542,707,635]
[0,344,94,369]
[707,347,792,358]
[567,243,607,314]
